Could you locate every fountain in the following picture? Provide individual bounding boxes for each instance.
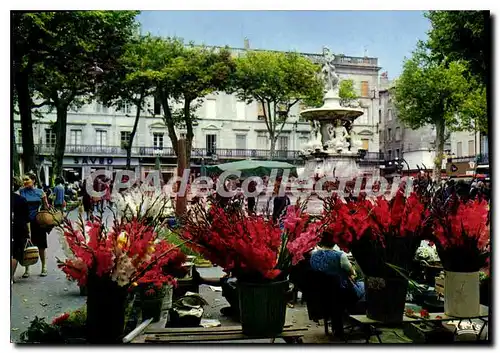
[299,47,366,179]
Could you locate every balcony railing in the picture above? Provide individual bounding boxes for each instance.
[16,144,303,161]
[16,144,386,163]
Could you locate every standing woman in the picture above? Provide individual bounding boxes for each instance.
[12,177,30,282]
[19,173,49,277]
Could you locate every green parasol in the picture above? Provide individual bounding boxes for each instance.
[205,160,297,178]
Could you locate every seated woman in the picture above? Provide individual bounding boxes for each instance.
[310,232,365,306]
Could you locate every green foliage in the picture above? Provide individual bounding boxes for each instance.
[338,79,358,107]
[393,51,469,131]
[158,228,201,258]
[426,11,488,85]
[13,11,139,179]
[231,50,323,155]
[20,317,62,343]
[425,11,488,134]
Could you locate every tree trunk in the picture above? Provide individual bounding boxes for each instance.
[15,72,36,174]
[127,91,144,170]
[175,139,187,218]
[433,118,445,184]
[12,104,21,177]
[184,99,193,164]
[269,136,276,160]
[159,89,178,157]
[53,105,69,183]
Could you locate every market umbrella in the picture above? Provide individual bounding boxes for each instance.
[205,160,298,178]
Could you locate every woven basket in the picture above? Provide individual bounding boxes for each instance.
[36,209,63,228]
[22,240,39,266]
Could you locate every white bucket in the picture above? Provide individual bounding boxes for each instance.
[444,271,480,318]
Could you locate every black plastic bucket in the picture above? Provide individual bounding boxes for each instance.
[238,280,288,337]
[365,276,408,323]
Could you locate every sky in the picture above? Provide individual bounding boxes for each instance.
[137,10,431,79]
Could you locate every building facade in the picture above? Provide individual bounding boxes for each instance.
[14,45,383,184]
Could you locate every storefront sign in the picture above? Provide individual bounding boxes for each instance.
[73,157,114,165]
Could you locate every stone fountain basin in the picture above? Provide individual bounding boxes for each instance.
[300,107,364,122]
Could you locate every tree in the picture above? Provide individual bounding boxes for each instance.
[12,11,56,173]
[148,39,236,163]
[425,11,489,135]
[338,79,359,107]
[98,35,157,170]
[25,11,139,182]
[232,51,323,157]
[426,11,489,86]
[393,49,471,183]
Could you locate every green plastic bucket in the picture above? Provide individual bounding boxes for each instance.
[238,280,288,337]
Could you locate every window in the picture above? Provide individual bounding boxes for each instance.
[457,142,463,157]
[17,129,22,143]
[468,140,475,156]
[45,129,56,147]
[154,97,162,115]
[95,102,101,113]
[361,81,369,97]
[388,109,393,121]
[378,109,382,123]
[153,133,164,149]
[96,130,107,147]
[206,99,216,120]
[257,132,268,149]
[278,135,289,151]
[236,101,246,120]
[388,128,392,141]
[396,149,400,159]
[179,132,187,140]
[120,131,131,149]
[298,102,307,122]
[257,103,266,120]
[388,150,392,160]
[235,134,247,150]
[206,134,217,155]
[361,139,369,151]
[299,133,309,148]
[395,127,401,141]
[70,129,82,146]
[121,102,132,114]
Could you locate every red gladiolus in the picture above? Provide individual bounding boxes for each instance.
[52,312,70,326]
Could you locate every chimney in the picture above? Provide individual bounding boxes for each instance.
[244,38,250,50]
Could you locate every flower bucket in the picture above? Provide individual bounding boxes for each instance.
[444,271,480,318]
[141,298,163,322]
[139,285,167,323]
[86,274,128,344]
[238,280,288,337]
[365,276,408,323]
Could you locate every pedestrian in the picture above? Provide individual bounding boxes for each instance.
[19,173,49,277]
[81,178,93,220]
[12,177,30,282]
[53,177,66,211]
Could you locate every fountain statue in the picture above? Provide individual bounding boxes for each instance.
[299,46,375,179]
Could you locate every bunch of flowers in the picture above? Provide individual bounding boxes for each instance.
[113,188,174,229]
[429,193,490,272]
[319,189,431,277]
[57,216,186,289]
[178,197,321,282]
[415,240,440,262]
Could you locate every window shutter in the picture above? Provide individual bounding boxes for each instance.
[361,81,369,97]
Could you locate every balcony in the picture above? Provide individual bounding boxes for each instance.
[16,144,303,162]
[448,154,489,164]
[16,144,385,164]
